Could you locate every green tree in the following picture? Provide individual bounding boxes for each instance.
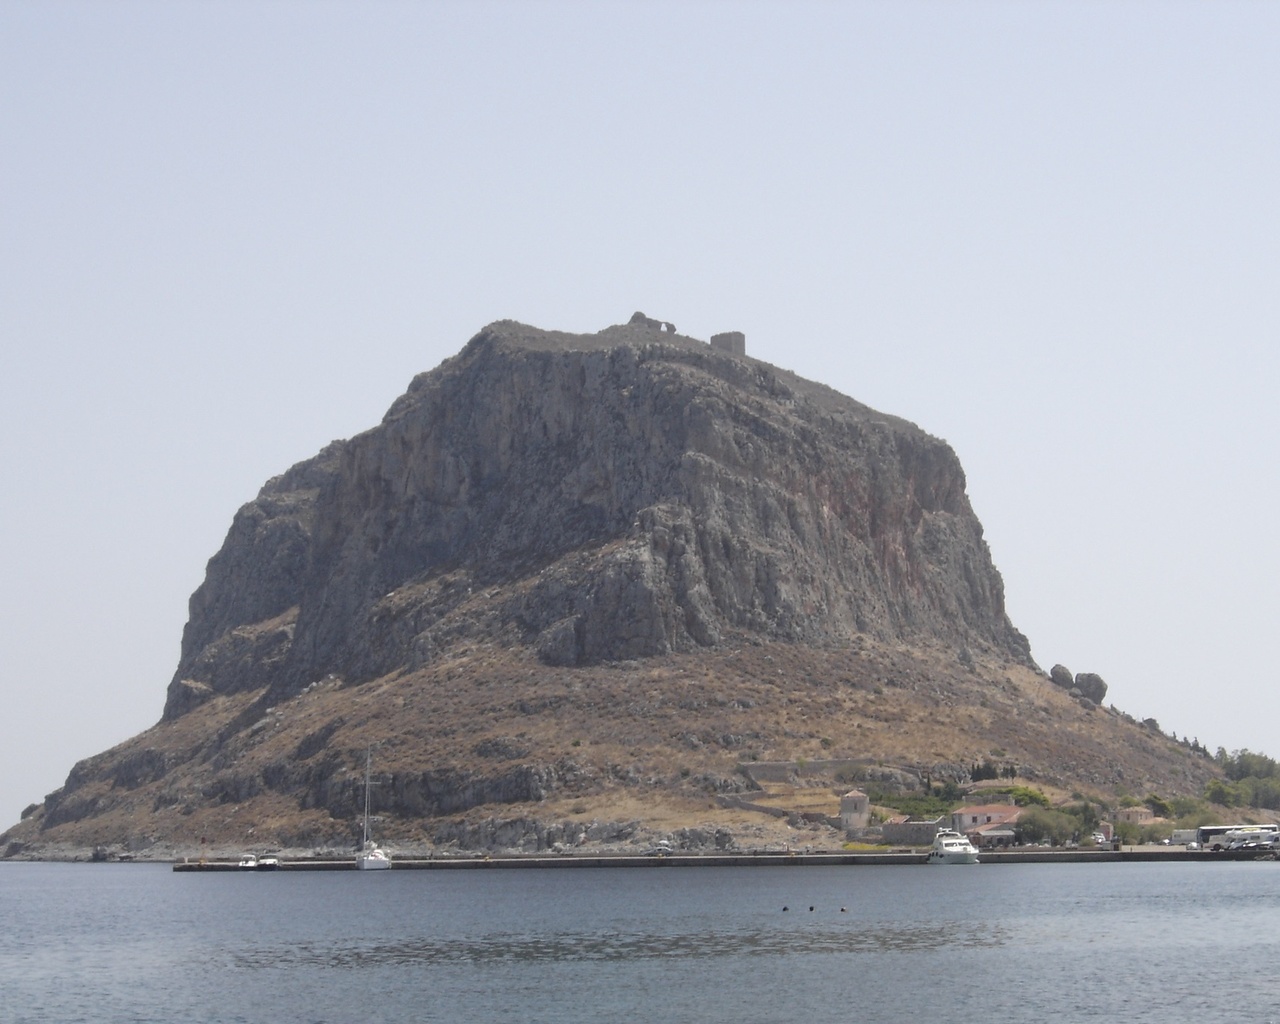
[1250,777,1280,810]
[1060,801,1102,832]
[1204,778,1249,807]
[938,780,963,803]
[1172,807,1216,830]
[1220,749,1279,782]
[970,760,1001,782]
[1016,806,1078,846]
[1114,820,1142,844]
[1168,796,1207,819]
[984,786,1049,807]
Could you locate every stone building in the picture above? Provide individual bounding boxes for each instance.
[881,815,947,846]
[710,331,746,356]
[839,789,869,831]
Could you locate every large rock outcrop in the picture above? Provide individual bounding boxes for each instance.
[21,315,1205,860]
[164,318,1030,720]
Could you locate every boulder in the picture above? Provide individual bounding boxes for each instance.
[1074,672,1108,704]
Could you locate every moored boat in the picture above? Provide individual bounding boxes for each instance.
[238,853,281,870]
[926,829,980,865]
[357,841,391,870]
[356,749,392,871]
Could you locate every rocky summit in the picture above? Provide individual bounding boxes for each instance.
[2,317,1221,860]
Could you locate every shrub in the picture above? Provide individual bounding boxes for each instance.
[1139,823,1169,844]
[998,786,1050,808]
[864,789,957,820]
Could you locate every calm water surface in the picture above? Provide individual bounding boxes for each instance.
[3,859,1279,1023]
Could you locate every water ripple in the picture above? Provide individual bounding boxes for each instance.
[233,922,1008,969]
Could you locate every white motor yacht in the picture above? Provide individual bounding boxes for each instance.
[927,829,980,865]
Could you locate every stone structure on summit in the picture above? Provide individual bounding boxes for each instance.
[710,331,746,357]
[628,310,677,333]
[627,311,747,358]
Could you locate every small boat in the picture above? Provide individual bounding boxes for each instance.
[927,829,980,865]
[356,749,392,871]
[238,854,281,870]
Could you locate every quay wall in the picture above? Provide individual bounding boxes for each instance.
[172,848,1268,872]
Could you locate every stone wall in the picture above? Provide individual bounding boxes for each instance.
[881,817,945,845]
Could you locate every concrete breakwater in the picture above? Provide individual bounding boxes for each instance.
[172,847,1273,871]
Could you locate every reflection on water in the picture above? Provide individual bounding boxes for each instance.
[8,862,1280,1023]
[235,921,1008,969]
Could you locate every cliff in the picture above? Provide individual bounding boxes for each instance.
[167,317,1029,719]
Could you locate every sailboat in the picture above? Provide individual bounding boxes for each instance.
[356,748,391,870]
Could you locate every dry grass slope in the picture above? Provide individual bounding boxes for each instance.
[3,632,1222,858]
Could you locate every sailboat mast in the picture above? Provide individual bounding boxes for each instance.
[362,749,372,846]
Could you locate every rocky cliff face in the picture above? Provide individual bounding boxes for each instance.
[165,318,1029,721]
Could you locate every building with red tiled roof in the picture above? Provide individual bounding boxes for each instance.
[952,804,1022,847]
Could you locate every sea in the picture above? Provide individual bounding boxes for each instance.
[3,859,1279,1023]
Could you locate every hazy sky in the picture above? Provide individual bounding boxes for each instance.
[3,1,1278,826]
